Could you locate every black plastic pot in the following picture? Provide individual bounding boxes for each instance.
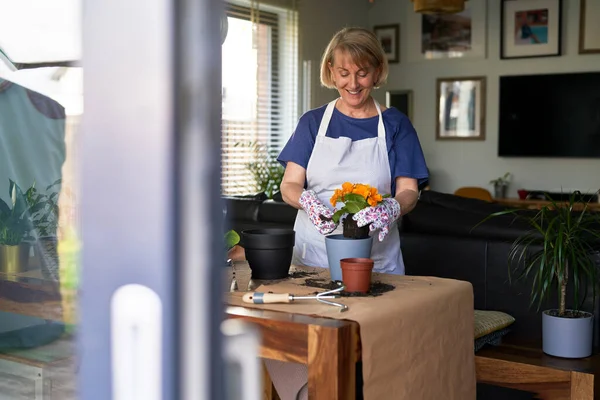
[240,229,295,280]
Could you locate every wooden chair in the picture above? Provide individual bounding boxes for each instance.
[454,187,493,202]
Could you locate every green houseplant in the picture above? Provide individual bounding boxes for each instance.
[235,141,284,199]
[0,180,46,276]
[480,191,600,358]
[27,179,62,281]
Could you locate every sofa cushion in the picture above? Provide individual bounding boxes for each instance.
[223,196,263,223]
[258,200,297,226]
[419,190,507,215]
[0,311,65,349]
[474,310,515,339]
[474,327,512,353]
[473,310,515,352]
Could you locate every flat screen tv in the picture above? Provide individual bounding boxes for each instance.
[498,72,600,158]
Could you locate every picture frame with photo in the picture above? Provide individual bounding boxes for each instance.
[374,24,399,64]
[501,0,562,59]
[406,1,487,61]
[579,0,600,54]
[436,76,486,141]
[386,90,413,120]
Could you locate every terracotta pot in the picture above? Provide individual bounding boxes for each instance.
[325,235,373,281]
[340,258,374,294]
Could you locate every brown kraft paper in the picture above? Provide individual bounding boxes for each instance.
[226,264,476,400]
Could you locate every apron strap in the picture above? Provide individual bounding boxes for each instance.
[373,99,385,140]
[316,99,338,137]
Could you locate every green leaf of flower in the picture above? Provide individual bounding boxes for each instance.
[344,201,364,214]
[332,209,345,224]
[224,230,240,250]
[343,193,368,206]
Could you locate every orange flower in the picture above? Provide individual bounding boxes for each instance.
[352,184,371,199]
[341,182,354,195]
[330,189,343,206]
[367,193,383,206]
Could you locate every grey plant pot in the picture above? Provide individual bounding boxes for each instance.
[542,310,594,358]
[324,234,373,281]
[494,184,507,199]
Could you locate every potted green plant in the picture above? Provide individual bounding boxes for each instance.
[480,191,600,358]
[324,182,389,282]
[489,172,511,199]
[235,141,284,199]
[329,182,390,239]
[28,179,62,281]
[0,180,46,276]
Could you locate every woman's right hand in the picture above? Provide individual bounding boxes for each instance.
[299,190,337,234]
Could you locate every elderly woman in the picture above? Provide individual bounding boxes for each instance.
[278,27,428,276]
[266,27,428,400]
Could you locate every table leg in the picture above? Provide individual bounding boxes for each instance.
[307,324,356,399]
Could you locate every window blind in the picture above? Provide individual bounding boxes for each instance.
[221,0,298,197]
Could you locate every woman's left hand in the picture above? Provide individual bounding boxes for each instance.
[353,198,401,241]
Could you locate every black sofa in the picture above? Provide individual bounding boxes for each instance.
[223,190,600,350]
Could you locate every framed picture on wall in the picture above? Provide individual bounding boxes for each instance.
[386,90,413,120]
[436,76,486,141]
[579,0,600,54]
[374,24,399,64]
[501,0,562,59]
[406,1,487,61]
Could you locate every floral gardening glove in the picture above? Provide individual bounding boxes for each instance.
[299,190,337,235]
[352,198,401,242]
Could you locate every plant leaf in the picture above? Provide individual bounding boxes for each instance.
[224,230,240,250]
[343,193,368,206]
[344,201,364,214]
[332,209,345,224]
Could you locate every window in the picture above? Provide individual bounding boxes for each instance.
[0,1,82,398]
[221,1,298,197]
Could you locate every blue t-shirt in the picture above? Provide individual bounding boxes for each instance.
[277,104,429,195]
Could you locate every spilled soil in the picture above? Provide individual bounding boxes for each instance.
[301,278,394,297]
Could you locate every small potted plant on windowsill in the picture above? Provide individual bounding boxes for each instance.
[479,190,600,358]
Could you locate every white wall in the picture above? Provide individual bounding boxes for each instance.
[367,0,600,197]
[299,0,370,110]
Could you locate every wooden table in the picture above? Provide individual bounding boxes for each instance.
[494,198,600,211]
[223,262,363,399]
[223,262,478,400]
[226,305,360,399]
[476,344,599,399]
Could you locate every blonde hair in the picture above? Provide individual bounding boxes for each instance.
[320,27,389,89]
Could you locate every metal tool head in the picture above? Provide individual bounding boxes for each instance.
[317,283,345,298]
[316,283,348,312]
[317,297,348,312]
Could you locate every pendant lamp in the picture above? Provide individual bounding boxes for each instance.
[410,0,466,14]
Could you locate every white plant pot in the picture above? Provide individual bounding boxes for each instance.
[542,310,594,358]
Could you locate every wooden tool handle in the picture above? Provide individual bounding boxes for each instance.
[242,292,292,304]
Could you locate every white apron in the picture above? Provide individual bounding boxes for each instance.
[292,98,404,274]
